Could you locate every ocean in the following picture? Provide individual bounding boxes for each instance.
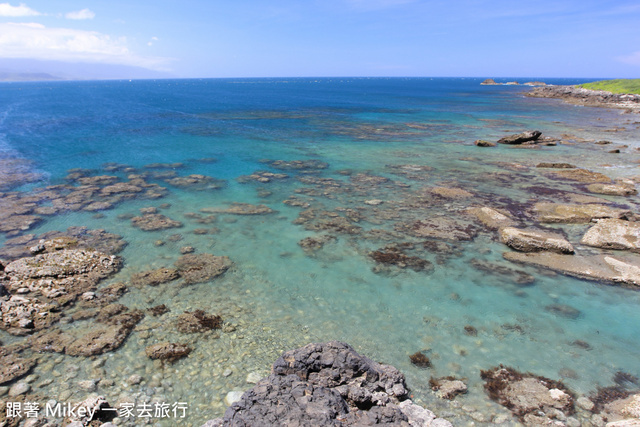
[1,77,639,425]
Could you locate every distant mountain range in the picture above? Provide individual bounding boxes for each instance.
[0,58,174,81]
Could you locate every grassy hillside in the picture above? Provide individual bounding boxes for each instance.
[579,79,640,94]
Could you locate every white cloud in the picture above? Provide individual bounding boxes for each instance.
[65,8,95,20]
[147,36,158,46]
[618,51,640,66]
[0,2,40,16]
[0,22,170,70]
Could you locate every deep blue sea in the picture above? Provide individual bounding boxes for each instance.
[1,77,640,425]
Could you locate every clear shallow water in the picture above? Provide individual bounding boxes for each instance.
[1,77,640,425]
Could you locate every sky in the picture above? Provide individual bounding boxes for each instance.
[0,0,639,79]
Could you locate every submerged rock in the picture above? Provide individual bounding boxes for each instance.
[0,350,36,385]
[145,342,192,362]
[66,323,137,356]
[131,267,180,287]
[131,213,183,231]
[397,217,477,241]
[369,246,433,272]
[0,295,60,335]
[201,203,274,215]
[581,219,640,252]
[237,170,289,183]
[165,174,226,190]
[298,234,336,252]
[176,309,222,333]
[481,365,574,423]
[497,130,542,145]
[66,395,115,426]
[174,253,232,285]
[504,252,640,287]
[264,159,329,171]
[500,227,574,254]
[211,341,451,427]
[430,377,468,400]
[533,202,633,224]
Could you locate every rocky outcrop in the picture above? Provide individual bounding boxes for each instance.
[474,139,496,147]
[481,366,574,424]
[0,227,127,261]
[131,213,183,231]
[536,162,576,169]
[131,267,179,287]
[207,341,451,427]
[397,217,477,241]
[298,234,336,252]
[581,219,640,252]
[504,252,640,287]
[599,393,640,425]
[527,85,640,111]
[0,349,36,385]
[467,207,516,230]
[200,203,274,215]
[430,377,468,400]
[533,202,633,224]
[237,170,289,183]
[0,295,60,335]
[263,159,329,171]
[165,174,226,190]
[587,180,638,197]
[480,79,499,85]
[497,130,542,145]
[500,227,574,254]
[174,253,232,285]
[544,168,612,183]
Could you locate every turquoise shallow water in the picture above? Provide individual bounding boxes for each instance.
[1,77,640,425]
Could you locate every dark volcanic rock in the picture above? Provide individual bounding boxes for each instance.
[497,130,542,145]
[175,253,232,285]
[215,341,451,427]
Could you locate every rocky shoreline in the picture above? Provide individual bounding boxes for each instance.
[2,90,640,426]
[527,85,640,112]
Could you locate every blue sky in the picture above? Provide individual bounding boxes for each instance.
[1,0,639,78]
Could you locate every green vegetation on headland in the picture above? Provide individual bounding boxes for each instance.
[579,79,640,94]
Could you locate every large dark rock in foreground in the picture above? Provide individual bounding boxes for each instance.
[204,341,452,426]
